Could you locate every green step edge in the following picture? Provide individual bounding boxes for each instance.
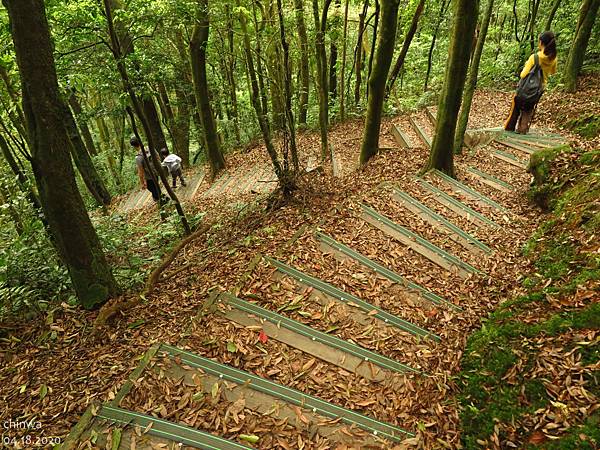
[361,204,484,277]
[493,149,526,163]
[416,178,499,228]
[160,344,414,443]
[265,256,440,341]
[220,292,420,374]
[466,167,514,190]
[97,404,251,450]
[315,232,462,312]
[431,169,509,213]
[391,188,492,254]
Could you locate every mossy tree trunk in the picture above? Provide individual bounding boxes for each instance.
[339,0,349,120]
[354,1,368,104]
[564,0,600,92]
[358,0,401,165]
[294,0,310,125]
[190,0,226,177]
[313,0,333,160]
[454,0,494,154]
[386,0,425,97]
[238,0,286,188]
[5,0,119,309]
[423,0,479,176]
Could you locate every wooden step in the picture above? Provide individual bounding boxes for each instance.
[431,169,509,213]
[391,188,491,256]
[464,166,514,193]
[390,124,412,148]
[409,117,432,148]
[416,178,499,228]
[361,204,483,279]
[491,150,528,169]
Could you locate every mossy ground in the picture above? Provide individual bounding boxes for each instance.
[459,145,600,448]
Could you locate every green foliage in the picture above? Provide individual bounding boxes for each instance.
[567,113,600,138]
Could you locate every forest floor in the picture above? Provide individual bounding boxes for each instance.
[0,75,598,449]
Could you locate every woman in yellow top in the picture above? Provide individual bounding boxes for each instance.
[505,31,557,134]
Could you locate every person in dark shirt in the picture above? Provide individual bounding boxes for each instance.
[130,136,161,202]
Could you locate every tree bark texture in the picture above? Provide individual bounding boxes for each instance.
[564,0,600,92]
[386,0,425,96]
[424,0,479,176]
[454,0,494,154]
[190,0,226,177]
[5,0,118,308]
[358,0,401,165]
[294,0,311,125]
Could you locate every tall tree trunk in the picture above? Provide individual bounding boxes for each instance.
[238,0,285,184]
[0,132,42,211]
[328,0,341,100]
[67,91,98,156]
[313,0,333,160]
[277,0,300,174]
[63,104,112,206]
[454,0,494,154]
[423,0,479,176]
[386,0,425,96]
[173,29,193,165]
[104,0,191,234]
[190,0,226,177]
[544,0,562,30]
[294,0,310,125]
[224,5,241,143]
[366,0,380,100]
[95,116,122,188]
[354,1,368,104]
[108,0,168,152]
[564,0,600,92]
[339,0,349,120]
[0,64,27,136]
[529,0,542,50]
[5,0,118,308]
[359,0,401,164]
[424,0,450,91]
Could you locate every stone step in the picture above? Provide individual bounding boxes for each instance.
[495,137,537,155]
[361,203,483,279]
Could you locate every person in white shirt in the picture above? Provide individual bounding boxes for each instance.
[160,148,187,189]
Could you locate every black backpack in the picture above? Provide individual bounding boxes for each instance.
[516,53,544,109]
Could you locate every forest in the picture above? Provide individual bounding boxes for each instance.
[0,0,599,447]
